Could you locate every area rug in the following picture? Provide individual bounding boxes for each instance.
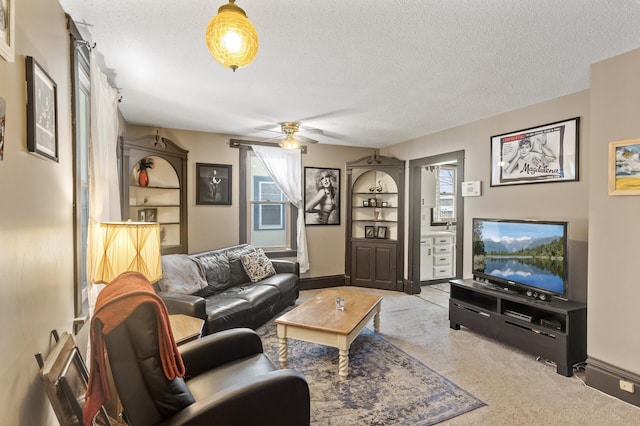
[256,322,485,425]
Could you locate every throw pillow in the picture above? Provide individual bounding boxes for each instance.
[229,258,252,285]
[157,255,208,294]
[241,249,276,283]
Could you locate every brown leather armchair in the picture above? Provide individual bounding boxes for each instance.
[104,303,310,425]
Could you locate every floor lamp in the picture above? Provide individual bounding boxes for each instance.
[93,221,162,285]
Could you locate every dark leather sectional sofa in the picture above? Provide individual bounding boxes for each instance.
[154,244,300,335]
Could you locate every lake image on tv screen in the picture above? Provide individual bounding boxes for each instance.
[473,221,565,294]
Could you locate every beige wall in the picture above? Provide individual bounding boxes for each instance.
[124,125,371,277]
[0,1,80,425]
[383,90,591,280]
[588,48,640,374]
[2,1,638,423]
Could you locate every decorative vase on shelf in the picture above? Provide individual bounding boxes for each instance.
[138,169,149,187]
[137,158,153,187]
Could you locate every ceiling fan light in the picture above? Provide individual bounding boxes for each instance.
[206,1,258,72]
[279,135,300,150]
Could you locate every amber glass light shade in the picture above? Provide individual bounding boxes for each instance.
[93,222,162,284]
[206,1,259,71]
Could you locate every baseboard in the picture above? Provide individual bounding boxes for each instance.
[585,356,640,407]
[299,275,346,291]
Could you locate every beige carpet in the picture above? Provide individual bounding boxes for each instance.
[297,287,640,425]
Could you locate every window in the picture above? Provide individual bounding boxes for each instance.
[239,147,297,254]
[253,177,285,230]
[432,165,456,224]
[248,152,290,248]
[69,20,91,332]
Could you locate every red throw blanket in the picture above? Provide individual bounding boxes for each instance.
[83,271,186,426]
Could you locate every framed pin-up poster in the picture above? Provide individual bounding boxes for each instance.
[304,167,340,225]
[490,117,579,187]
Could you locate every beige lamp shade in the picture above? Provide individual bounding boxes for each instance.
[93,222,162,284]
[206,0,258,71]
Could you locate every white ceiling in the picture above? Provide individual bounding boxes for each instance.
[58,0,640,148]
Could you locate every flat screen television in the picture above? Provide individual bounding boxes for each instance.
[472,218,568,298]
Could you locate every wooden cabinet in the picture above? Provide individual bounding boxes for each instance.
[119,135,188,254]
[346,155,404,291]
[350,241,397,289]
[449,279,587,376]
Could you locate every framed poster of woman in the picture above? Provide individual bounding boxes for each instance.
[304,167,340,225]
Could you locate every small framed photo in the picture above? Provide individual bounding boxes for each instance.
[376,226,388,239]
[362,200,370,207]
[368,198,377,207]
[138,208,157,222]
[381,201,389,207]
[26,56,58,162]
[365,225,375,239]
[197,163,232,205]
[608,138,640,195]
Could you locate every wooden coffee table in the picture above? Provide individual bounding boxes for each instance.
[275,289,382,379]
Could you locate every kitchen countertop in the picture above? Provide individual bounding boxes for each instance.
[421,230,456,237]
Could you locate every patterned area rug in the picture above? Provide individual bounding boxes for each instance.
[256,322,485,425]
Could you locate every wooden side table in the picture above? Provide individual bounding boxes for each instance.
[169,314,205,345]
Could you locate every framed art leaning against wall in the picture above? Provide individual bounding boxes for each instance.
[490,117,579,187]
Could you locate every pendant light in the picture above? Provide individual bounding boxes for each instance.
[205,0,259,72]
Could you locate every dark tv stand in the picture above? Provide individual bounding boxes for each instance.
[449,279,587,376]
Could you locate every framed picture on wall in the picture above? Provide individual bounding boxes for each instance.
[608,138,640,196]
[0,0,15,62]
[304,167,340,225]
[26,56,58,162]
[196,163,232,205]
[490,117,579,187]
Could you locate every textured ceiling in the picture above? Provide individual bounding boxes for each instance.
[58,0,640,148]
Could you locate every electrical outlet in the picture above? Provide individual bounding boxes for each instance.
[619,380,635,393]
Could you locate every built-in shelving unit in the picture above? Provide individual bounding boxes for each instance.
[345,155,405,291]
[119,135,188,254]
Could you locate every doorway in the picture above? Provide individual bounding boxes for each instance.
[407,150,464,294]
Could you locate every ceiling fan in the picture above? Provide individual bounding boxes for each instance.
[259,122,322,149]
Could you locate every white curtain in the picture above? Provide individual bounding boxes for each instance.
[86,55,122,317]
[252,145,309,272]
